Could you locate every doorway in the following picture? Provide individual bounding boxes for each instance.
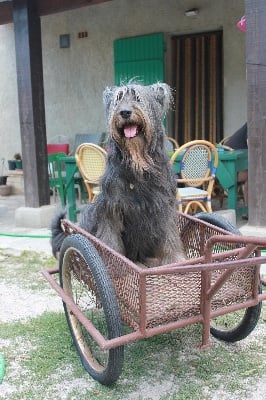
[171,31,223,145]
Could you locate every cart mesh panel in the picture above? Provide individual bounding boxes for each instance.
[83,238,141,330]
[145,272,201,327]
[210,265,255,310]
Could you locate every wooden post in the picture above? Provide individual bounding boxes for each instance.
[13,0,49,207]
[246,0,266,225]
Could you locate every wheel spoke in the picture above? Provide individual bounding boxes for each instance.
[211,309,246,332]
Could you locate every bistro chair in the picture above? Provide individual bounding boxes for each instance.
[48,152,84,206]
[169,140,219,214]
[166,136,179,151]
[75,143,107,203]
[165,136,179,152]
[48,152,66,205]
[217,135,234,151]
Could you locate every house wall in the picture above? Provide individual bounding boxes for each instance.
[0,0,245,164]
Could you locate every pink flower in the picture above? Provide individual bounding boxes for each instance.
[237,16,246,32]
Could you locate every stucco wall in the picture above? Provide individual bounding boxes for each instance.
[0,0,245,164]
[0,23,19,167]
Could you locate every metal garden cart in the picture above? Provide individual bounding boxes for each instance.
[43,212,266,385]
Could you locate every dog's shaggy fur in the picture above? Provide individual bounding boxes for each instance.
[51,82,185,266]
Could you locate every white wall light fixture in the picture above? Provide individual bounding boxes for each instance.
[185,8,199,17]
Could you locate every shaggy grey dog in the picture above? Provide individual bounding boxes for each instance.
[51,82,185,266]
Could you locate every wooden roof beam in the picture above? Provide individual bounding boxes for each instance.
[0,0,112,25]
[0,1,13,25]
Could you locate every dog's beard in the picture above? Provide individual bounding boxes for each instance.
[112,128,154,173]
[110,112,155,173]
[121,135,154,173]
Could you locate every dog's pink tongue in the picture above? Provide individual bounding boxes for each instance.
[124,125,137,138]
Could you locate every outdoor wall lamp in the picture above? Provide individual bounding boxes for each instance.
[185,8,199,17]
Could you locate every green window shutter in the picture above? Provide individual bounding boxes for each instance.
[114,33,165,85]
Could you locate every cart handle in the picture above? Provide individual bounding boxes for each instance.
[204,234,266,262]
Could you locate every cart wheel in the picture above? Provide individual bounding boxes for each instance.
[195,212,262,342]
[59,234,124,385]
[194,212,241,235]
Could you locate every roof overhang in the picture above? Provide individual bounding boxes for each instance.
[0,0,113,25]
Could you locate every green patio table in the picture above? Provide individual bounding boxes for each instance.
[170,149,248,217]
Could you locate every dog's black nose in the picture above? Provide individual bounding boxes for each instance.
[120,110,132,119]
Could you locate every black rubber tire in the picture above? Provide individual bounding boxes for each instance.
[194,212,241,235]
[195,212,262,342]
[210,297,262,342]
[59,234,124,385]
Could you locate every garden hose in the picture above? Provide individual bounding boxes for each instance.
[0,233,51,239]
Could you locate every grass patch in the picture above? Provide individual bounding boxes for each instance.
[0,249,55,290]
[1,313,266,400]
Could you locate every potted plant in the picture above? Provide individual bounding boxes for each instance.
[14,153,22,170]
[8,159,16,170]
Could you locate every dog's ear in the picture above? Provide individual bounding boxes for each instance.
[150,83,172,115]
[103,86,115,113]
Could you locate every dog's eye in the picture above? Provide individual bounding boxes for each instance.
[116,91,124,102]
[131,89,141,102]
